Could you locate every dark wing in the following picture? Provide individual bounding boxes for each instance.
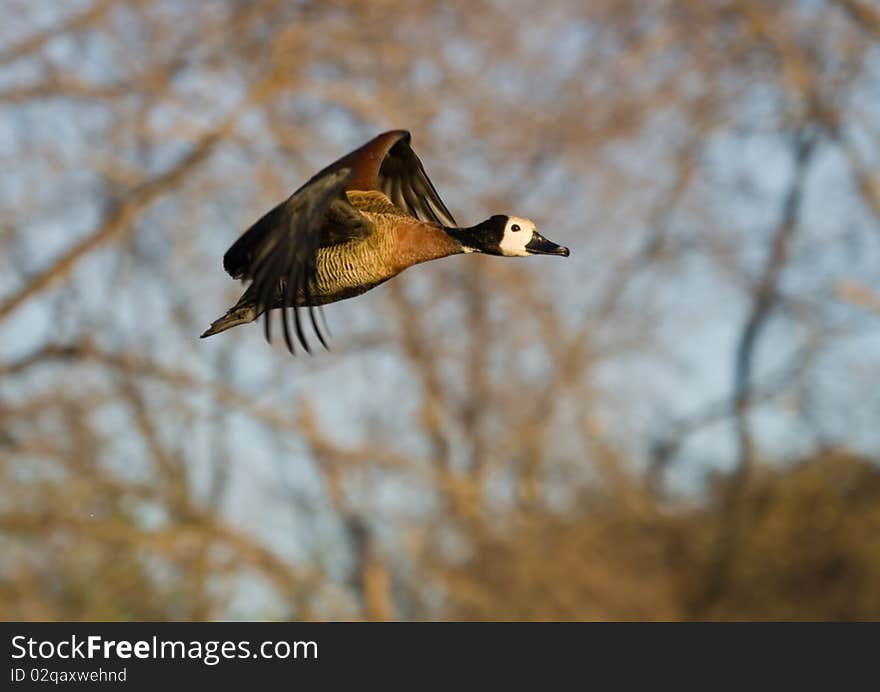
[222,131,450,279]
[310,130,457,227]
[222,172,355,281]
[226,167,372,354]
[376,134,457,227]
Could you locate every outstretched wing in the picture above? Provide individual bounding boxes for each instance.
[223,169,360,282]
[313,130,457,227]
[226,167,372,354]
[376,133,457,227]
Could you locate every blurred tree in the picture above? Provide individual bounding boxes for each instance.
[1,0,879,620]
[434,451,880,621]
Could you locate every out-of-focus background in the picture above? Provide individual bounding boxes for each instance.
[2,0,880,621]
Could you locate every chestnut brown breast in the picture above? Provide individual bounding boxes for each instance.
[308,206,461,305]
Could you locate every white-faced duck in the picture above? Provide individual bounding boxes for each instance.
[201,130,570,353]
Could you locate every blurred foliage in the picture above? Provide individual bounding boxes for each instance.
[438,451,880,621]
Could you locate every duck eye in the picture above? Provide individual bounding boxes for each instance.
[511,223,521,232]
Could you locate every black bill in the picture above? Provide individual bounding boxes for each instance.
[526,232,570,257]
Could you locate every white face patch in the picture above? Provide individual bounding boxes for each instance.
[498,216,537,257]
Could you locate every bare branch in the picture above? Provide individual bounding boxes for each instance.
[732,131,817,475]
[0,126,226,323]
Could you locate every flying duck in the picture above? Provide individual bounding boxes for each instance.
[201,130,570,353]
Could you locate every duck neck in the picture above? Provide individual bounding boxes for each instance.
[442,219,494,254]
[391,219,464,272]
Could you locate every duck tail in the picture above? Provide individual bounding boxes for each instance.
[200,303,258,338]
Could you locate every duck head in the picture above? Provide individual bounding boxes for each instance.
[448,215,569,257]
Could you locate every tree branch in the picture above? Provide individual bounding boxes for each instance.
[0,127,226,323]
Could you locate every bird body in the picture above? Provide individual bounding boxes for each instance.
[324,190,462,290]
[202,130,569,353]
